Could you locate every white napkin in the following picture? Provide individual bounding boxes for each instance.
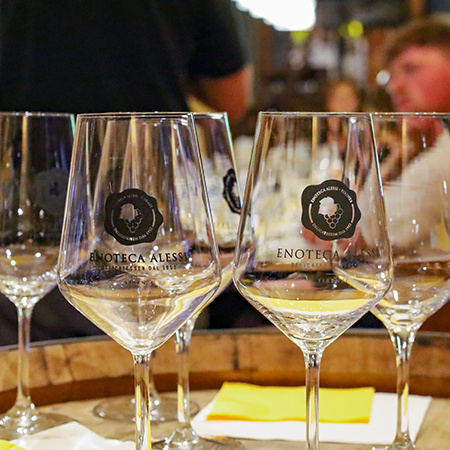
[12,422,134,450]
[191,393,432,445]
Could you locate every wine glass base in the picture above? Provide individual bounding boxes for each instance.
[154,426,245,450]
[0,409,71,440]
[118,430,167,446]
[93,394,200,423]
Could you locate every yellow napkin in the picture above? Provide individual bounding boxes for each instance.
[207,382,375,423]
[0,441,26,450]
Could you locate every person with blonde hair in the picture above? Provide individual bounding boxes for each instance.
[325,78,364,112]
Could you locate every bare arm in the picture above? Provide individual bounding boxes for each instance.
[195,64,253,124]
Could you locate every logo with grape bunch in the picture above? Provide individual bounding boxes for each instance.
[301,179,361,241]
[104,189,163,245]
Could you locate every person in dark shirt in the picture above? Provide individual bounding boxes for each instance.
[0,0,252,121]
[0,0,253,344]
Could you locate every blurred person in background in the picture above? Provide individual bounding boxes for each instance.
[0,0,253,344]
[380,15,450,333]
[385,16,450,113]
[325,78,365,113]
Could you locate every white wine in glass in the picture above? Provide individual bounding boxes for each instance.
[57,112,221,450]
[157,113,244,450]
[233,112,393,450]
[370,113,450,450]
[0,112,74,440]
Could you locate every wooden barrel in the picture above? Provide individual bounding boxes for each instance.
[0,328,448,413]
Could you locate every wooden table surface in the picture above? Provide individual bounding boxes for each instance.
[40,390,449,449]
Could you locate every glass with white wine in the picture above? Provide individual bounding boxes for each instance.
[57,112,221,449]
[370,113,450,450]
[233,112,393,450]
[0,112,74,439]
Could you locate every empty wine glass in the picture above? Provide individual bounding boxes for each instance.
[233,112,393,450]
[57,112,221,449]
[156,113,244,449]
[370,113,450,450]
[0,112,74,439]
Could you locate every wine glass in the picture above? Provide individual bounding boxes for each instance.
[0,112,74,439]
[57,112,221,449]
[233,112,393,450]
[156,113,244,449]
[370,113,450,450]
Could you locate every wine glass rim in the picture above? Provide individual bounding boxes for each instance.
[77,111,193,119]
[258,111,450,120]
[0,111,74,117]
[192,112,228,120]
[258,111,371,118]
[372,112,450,118]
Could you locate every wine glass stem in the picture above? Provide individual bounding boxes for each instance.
[15,302,36,412]
[133,353,152,450]
[175,317,196,427]
[148,365,162,407]
[304,349,323,450]
[390,328,417,448]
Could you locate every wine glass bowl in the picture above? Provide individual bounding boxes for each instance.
[57,112,221,449]
[58,114,220,351]
[370,113,450,450]
[0,112,74,439]
[233,112,393,449]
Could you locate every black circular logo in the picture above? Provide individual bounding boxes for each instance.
[104,189,163,245]
[222,168,241,214]
[301,179,361,241]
